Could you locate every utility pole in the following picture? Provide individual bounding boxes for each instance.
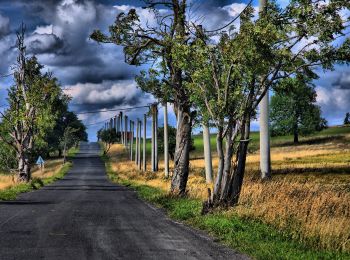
[202,122,213,183]
[259,0,271,180]
[130,120,134,160]
[124,115,128,149]
[135,119,139,165]
[151,103,158,172]
[151,106,155,171]
[143,114,147,171]
[155,104,158,171]
[163,103,169,178]
[120,112,124,145]
[138,120,142,170]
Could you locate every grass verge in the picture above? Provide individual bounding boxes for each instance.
[102,154,350,260]
[0,146,79,201]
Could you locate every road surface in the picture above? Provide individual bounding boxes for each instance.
[0,142,248,260]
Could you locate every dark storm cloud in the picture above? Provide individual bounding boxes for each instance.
[20,0,140,85]
[26,33,65,54]
[0,0,249,86]
[65,80,155,112]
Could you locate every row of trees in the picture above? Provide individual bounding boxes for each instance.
[91,0,350,208]
[0,25,87,182]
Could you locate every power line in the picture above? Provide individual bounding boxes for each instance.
[85,119,109,127]
[75,104,152,115]
[205,0,253,33]
[0,72,14,78]
[82,103,157,127]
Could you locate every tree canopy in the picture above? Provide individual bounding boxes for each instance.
[0,25,87,180]
[271,75,327,143]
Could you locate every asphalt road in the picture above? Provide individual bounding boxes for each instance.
[0,142,248,260]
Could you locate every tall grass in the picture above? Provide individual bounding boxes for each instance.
[107,126,350,254]
[0,147,78,200]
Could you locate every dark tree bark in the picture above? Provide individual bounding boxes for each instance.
[171,104,192,196]
[293,124,299,143]
[219,128,235,202]
[213,127,224,198]
[229,117,251,206]
[18,152,31,182]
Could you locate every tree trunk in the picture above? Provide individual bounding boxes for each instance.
[293,123,299,143]
[213,128,224,197]
[219,129,234,202]
[171,105,192,196]
[18,152,31,182]
[202,122,213,183]
[229,117,251,206]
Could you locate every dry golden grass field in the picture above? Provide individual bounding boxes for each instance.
[107,126,350,253]
[0,159,64,190]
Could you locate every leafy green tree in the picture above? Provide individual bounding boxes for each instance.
[91,1,195,196]
[0,140,16,173]
[175,0,350,208]
[344,112,350,125]
[0,25,87,181]
[61,126,79,164]
[98,129,118,155]
[0,27,63,182]
[271,76,327,143]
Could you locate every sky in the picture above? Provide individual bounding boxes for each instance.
[0,0,349,141]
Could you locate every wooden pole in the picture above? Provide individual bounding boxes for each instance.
[163,103,169,177]
[143,114,147,171]
[202,122,213,183]
[259,0,271,180]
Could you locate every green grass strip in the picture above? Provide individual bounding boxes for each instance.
[102,155,350,260]
[0,162,72,201]
[0,147,79,201]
